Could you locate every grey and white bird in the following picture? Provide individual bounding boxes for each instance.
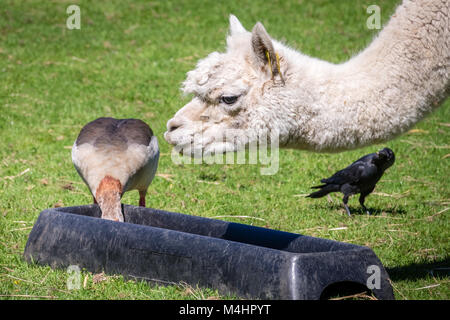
[72,117,159,222]
[307,147,395,216]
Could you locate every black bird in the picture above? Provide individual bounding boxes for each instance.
[307,148,395,216]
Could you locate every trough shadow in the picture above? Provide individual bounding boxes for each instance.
[221,222,302,251]
[387,256,450,281]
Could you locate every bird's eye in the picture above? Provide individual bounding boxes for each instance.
[220,95,239,105]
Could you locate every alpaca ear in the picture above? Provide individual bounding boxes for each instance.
[229,15,246,35]
[251,22,279,78]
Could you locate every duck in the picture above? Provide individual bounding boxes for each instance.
[72,117,159,222]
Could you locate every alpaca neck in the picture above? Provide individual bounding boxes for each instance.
[277,0,448,151]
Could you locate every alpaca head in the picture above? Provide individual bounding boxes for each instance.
[165,15,289,157]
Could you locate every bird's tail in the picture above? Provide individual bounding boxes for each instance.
[307,184,339,198]
[95,175,124,222]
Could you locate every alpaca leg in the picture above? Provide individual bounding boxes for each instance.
[342,195,351,216]
[93,196,98,204]
[139,190,146,207]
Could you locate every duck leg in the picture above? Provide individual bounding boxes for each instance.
[139,190,146,207]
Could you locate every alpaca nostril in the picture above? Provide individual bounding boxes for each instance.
[167,119,183,132]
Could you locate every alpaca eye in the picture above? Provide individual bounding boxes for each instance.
[220,95,239,105]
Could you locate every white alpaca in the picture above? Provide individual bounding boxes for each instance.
[165,0,449,155]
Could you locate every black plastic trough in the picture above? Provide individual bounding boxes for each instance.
[23,205,394,299]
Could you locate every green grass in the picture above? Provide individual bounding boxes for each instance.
[0,0,448,300]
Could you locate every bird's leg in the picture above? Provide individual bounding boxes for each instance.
[139,190,146,207]
[359,194,371,215]
[342,195,351,216]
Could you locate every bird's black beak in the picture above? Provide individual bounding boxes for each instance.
[377,150,388,159]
